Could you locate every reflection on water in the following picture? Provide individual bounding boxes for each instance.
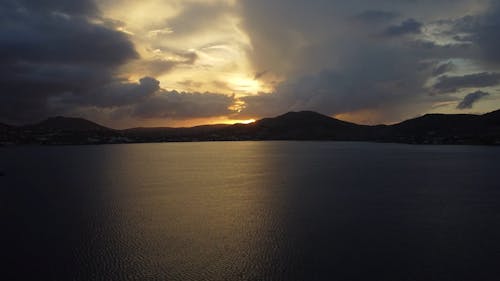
[2,142,500,281]
[100,142,288,280]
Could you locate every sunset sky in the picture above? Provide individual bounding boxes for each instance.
[2,0,500,128]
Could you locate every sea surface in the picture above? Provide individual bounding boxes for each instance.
[2,141,500,281]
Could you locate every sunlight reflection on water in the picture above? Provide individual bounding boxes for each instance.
[2,142,500,281]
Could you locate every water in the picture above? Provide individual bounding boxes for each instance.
[2,141,500,281]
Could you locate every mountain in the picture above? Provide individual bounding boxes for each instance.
[122,110,498,144]
[481,109,500,126]
[392,113,482,135]
[216,111,371,140]
[257,111,355,128]
[386,111,500,144]
[25,116,111,132]
[1,117,114,144]
[2,110,500,145]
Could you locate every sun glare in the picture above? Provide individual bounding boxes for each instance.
[228,76,263,94]
[216,118,256,125]
[240,119,256,124]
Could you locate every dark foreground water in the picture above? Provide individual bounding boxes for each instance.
[2,142,500,281]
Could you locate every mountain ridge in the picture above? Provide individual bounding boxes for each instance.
[24,116,111,132]
[1,110,500,145]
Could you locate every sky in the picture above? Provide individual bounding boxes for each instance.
[1,0,500,128]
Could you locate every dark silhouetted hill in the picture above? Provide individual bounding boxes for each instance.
[215,111,373,140]
[258,111,355,128]
[2,110,500,145]
[25,116,111,132]
[481,109,500,126]
[392,114,481,136]
[384,111,500,144]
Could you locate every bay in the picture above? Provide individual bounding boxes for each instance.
[2,142,500,281]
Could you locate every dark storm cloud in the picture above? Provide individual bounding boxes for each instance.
[0,0,231,124]
[6,0,97,15]
[95,77,161,107]
[355,10,399,24]
[432,72,500,94]
[140,60,178,77]
[451,2,500,64]
[457,90,490,109]
[432,61,455,76]
[0,3,136,65]
[254,70,268,80]
[237,1,442,121]
[131,91,235,119]
[238,0,499,123]
[0,0,138,123]
[130,52,197,77]
[384,19,423,36]
[56,77,160,108]
[240,50,429,120]
[51,76,235,120]
[3,0,500,125]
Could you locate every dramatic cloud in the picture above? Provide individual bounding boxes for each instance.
[355,10,399,24]
[132,91,235,119]
[0,0,236,125]
[236,0,500,124]
[2,0,500,126]
[432,72,500,94]
[457,90,490,109]
[51,76,236,120]
[384,19,423,37]
[6,0,98,16]
[165,1,232,36]
[54,77,160,108]
[451,2,500,64]
[0,0,137,123]
[100,0,257,96]
[239,57,428,122]
[432,61,456,77]
[123,51,198,77]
